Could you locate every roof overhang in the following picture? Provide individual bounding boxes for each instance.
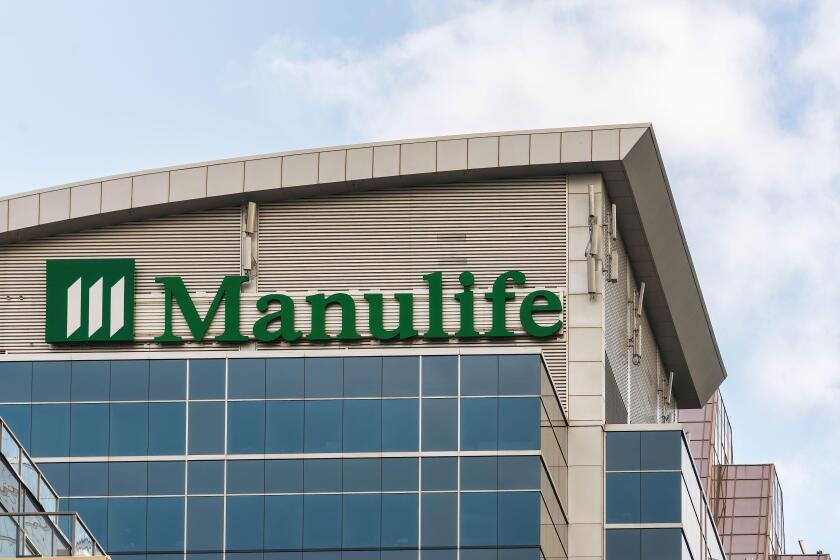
[0,124,725,406]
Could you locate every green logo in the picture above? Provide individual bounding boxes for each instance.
[46,259,135,343]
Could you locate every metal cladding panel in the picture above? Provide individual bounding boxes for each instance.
[0,207,241,353]
[605,224,630,411]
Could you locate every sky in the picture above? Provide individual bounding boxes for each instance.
[1,0,839,553]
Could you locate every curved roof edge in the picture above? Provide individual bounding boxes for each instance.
[0,123,725,407]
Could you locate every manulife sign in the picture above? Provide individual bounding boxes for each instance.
[45,259,564,344]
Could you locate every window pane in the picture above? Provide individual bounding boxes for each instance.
[70,403,109,456]
[498,355,540,396]
[422,356,457,396]
[421,492,456,547]
[606,472,641,523]
[304,459,342,493]
[227,495,264,551]
[147,497,184,552]
[421,399,456,451]
[67,498,107,548]
[228,401,266,454]
[461,457,497,490]
[149,360,187,400]
[109,462,148,495]
[71,361,110,401]
[641,528,682,560]
[69,462,108,496]
[641,432,681,471]
[461,398,498,450]
[343,458,381,492]
[641,472,681,523]
[189,360,225,400]
[228,460,265,494]
[229,359,266,399]
[382,399,418,452]
[304,400,342,453]
[498,456,539,490]
[343,494,381,548]
[188,461,224,494]
[39,463,69,496]
[381,493,418,548]
[110,360,149,401]
[382,458,418,491]
[188,496,223,551]
[188,402,224,454]
[344,399,381,452]
[303,494,341,549]
[110,403,149,456]
[498,398,539,450]
[31,404,70,457]
[266,358,304,398]
[605,529,641,560]
[0,404,30,448]
[32,362,71,402]
[265,460,303,493]
[266,401,304,453]
[343,357,382,397]
[498,492,539,546]
[422,457,457,490]
[461,355,498,396]
[149,402,186,455]
[606,432,641,471]
[0,362,32,402]
[382,357,419,397]
[148,462,185,495]
[265,495,303,549]
[305,358,343,398]
[461,492,497,546]
[108,497,147,552]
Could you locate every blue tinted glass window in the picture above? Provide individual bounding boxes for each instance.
[498,355,541,396]
[461,492,497,546]
[227,495,264,550]
[70,403,109,456]
[498,398,539,450]
[641,431,682,471]
[265,495,303,549]
[228,460,265,494]
[0,404,30,448]
[305,358,343,398]
[461,457,497,490]
[422,457,457,490]
[382,458,418,491]
[421,399,456,451]
[110,360,149,401]
[606,472,641,523]
[343,458,380,492]
[31,404,69,457]
[266,358,304,398]
[149,402,185,455]
[39,463,69,496]
[32,362,71,402]
[461,355,498,396]
[0,362,32,402]
[148,462,185,495]
[606,432,641,471]
[71,361,110,401]
[383,357,419,397]
[641,472,681,523]
[641,528,682,560]
[303,494,341,549]
[149,360,186,400]
[605,529,641,560]
[422,356,457,396]
[266,460,302,493]
[189,360,225,400]
[147,497,184,552]
[343,494,380,548]
[498,456,540,490]
[188,461,224,494]
[343,357,381,397]
[188,402,224,454]
[229,359,265,399]
[343,399,381,452]
[266,401,304,453]
[108,497,147,552]
[67,498,107,548]
[304,459,342,493]
[498,492,539,546]
[421,492,456,547]
[304,400,342,453]
[461,398,498,450]
[188,496,223,551]
[110,403,149,456]
[228,401,265,454]
[109,462,148,495]
[382,399,418,452]
[381,493,418,548]
[69,462,107,496]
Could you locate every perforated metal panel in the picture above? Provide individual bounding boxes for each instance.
[604,219,630,414]
[629,310,659,424]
